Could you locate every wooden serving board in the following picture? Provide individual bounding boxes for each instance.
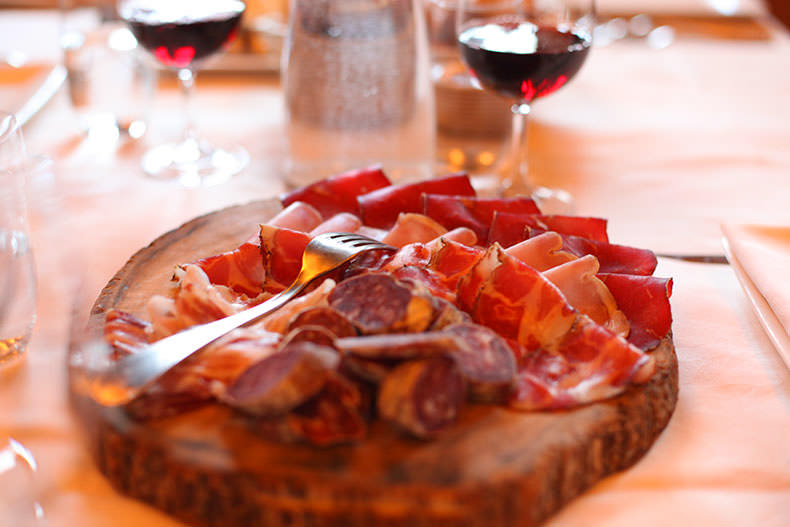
[73,200,679,527]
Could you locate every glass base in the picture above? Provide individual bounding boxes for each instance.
[469,172,574,215]
[141,137,249,187]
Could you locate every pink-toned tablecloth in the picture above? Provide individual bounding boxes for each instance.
[1,3,788,526]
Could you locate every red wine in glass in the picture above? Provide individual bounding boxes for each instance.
[124,2,244,69]
[458,19,590,102]
[455,0,594,212]
[118,0,249,186]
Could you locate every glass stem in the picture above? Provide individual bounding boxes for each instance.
[178,68,197,143]
[507,102,533,195]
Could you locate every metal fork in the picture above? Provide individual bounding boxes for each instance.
[86,232,395,406]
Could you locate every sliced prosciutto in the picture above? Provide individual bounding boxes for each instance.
[504,232,577,272]
[599,273,673,350]
[192,242,265,298]
[531,230,658,276]
[259,225,311,292]
[358,173,475,229]
[488,212,609,248]
[309,212,363,236]
[456,245,653,409]
[421,194,540,243]
[280,166,391,219]
[269,201,323,232]
[381,213,447,248]
[511,319,655,411]
[543,255,629,337]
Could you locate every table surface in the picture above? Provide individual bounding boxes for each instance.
[1,2,789,526]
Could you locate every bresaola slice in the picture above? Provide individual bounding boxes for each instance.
[488,212,609,248]
[280,166,391,218]
[358,173,475,229]
[422,194,540,242]
[599,273,673,350]
[534,230,658,275]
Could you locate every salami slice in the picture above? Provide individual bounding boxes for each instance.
[378,357,465,438]
[336,332,458,360]
[443,323,517,403]
[340,355,396,384]
[286,306,357,338]
[429,297,472,330]
[254,374,367,446]
[358,173,476,229]
[224,342,339,417]
[328,273,435,334]
[279,325,337,349]
[280,166,391,218]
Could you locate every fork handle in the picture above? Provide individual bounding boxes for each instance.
[94,281,304,404]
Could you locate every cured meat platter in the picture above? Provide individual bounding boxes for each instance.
[73,169,678,527]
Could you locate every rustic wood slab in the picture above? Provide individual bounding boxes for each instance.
[73,200,679,527]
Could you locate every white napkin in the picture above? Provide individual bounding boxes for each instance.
[722,224,790,367]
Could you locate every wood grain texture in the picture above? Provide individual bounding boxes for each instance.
[73,200,679,527]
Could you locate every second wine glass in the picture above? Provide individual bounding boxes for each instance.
[456,0,594,212]
[119,0,249,187]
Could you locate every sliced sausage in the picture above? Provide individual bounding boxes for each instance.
[328,273,434,334]
[286,306,357,338]
[378,357,465,439]
[429,298,472,330]
[444,323,517,403]
[224,342,339,417]
[336,332,458,360]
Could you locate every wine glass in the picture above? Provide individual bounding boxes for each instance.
[456,0,594,212]
[118,0,249,187]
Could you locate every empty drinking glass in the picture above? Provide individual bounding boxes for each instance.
[0,112,36,365]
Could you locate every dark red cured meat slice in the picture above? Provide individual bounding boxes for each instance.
[254,374,367,446]
[358,173,475,229]
[378,357,465,438]
[280,166,391,219]
[443,323,516,403]
[192,242,264,297]
[429,297,473,330]
[279,326,338,349]
[422,194,540,243]
[286,306,358,338]
[289,374,367,445]
[224,342,339,417]
[534,230,658,275]
[599,273,673,350]
[328,273,435,334]
[340,355,397,384]
[259,226,311,292]
[104,309,151,358]
[488,212,609,249]
[336,332,459,360]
